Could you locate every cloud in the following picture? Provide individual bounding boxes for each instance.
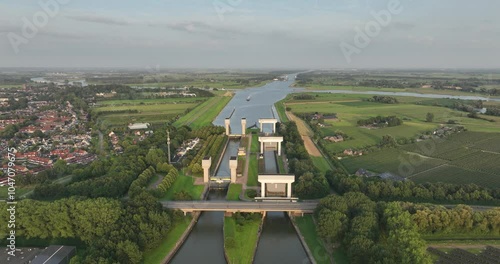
[407,34,434,45]
[65,14,131,26]
[391,22,416,30]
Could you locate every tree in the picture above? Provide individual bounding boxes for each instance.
[426,112,434,122]
[317,209,348,242]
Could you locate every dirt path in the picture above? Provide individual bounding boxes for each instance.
[286,111,322,157]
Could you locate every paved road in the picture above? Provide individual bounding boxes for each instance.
[161,200,318,212]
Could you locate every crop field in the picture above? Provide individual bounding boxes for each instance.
[342,131,500,188]
[174,95,232,128]
[410,165,500,188]
[341,148,447,177]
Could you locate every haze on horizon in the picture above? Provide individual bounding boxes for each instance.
[1,0,499,69]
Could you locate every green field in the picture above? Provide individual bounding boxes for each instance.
[143,217,192,264]
[294,215,333,264]
[311,156,332,174]
[275,100,289,122]
[250,133,259,153]
[286,93,500,188]
[93,101,199,127]
[160,174,204,201]
[96,97,205,106]
[247,154,258,186]
[0,186,34,200]
[174,96,232,128]
[226,184,242,201]
[341,131,500,188]
[224,216,261,264]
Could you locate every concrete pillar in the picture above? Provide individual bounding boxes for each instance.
[225,118,230,136]
[229,156,237,183]
[277,141,281,156]
[261,182,266,198]
[287,182,292,198]
[241,118,246,136]
[202,157,211,183]
[259,121,263,132]
[260,141,264,154]
[273,123,276,133]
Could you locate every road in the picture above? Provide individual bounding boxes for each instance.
[161,200,318,212]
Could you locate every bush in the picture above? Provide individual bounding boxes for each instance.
[246,189,257,198]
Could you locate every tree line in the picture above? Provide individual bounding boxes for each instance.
[326,172,500,206]
[357,115,403,127]
[315,193,432,264]
[278,121,329,199]
[0,193,176,263]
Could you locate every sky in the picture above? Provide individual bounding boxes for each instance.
[0,0,499,69]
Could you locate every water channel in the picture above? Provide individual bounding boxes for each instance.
[171,73,499,263]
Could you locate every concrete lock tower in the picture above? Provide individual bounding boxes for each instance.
[225,118,230,136]
[241,118,246,136]
[229,156,237,183]
[202,157,211,183]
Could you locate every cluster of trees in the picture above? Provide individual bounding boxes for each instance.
[293,94,315,100]
[187,134,226,174]
[157,167,179,194]
[357,115,403,127]
[365,96,399,104]
[0,96,29,111]
[404,203,500,235]
[359,79,421,88]
[326,173,500,205]
[128,166,156,197]
[0,193,175,263]
[189,126,225,139]
[315,193,431,263]
[279,122,329,199]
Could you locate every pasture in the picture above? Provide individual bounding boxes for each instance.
[93,100,201,127]
[174,95,232,128]
[286,93,500,188]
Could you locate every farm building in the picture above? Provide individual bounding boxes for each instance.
[128,123,150,130]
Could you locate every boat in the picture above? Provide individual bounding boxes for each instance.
[246,95,251,101]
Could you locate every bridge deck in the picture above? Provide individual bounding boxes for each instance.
[161,201,318,213]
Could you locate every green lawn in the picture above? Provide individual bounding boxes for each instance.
[247,154,258,186]
[251,134,259,153]
[332,248,350,264]
[224,216,261,264]
[226,184,242,201]
[276,155,286,174]
[275,100,289,122]
[311,156,331,174]
[295,215,332,264]
[160,174,204,201]
[0,186,34,200]
[143,217,192,264]
[174,96,232,128]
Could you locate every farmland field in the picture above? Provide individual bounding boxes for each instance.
[174,95,232,128]
[341,148,447,177]
[95,97,205,106]
[286,93,500,188]
[93,101,199,127]
[341,131,500,188]
[409,165,500,188]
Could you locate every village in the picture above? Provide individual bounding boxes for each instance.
[0,85,97,185]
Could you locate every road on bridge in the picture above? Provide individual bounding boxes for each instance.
[161,200,318,213]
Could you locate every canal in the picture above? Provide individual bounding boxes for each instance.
[171,74,310,263]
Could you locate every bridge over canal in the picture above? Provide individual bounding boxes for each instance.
[161,200,318,215]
